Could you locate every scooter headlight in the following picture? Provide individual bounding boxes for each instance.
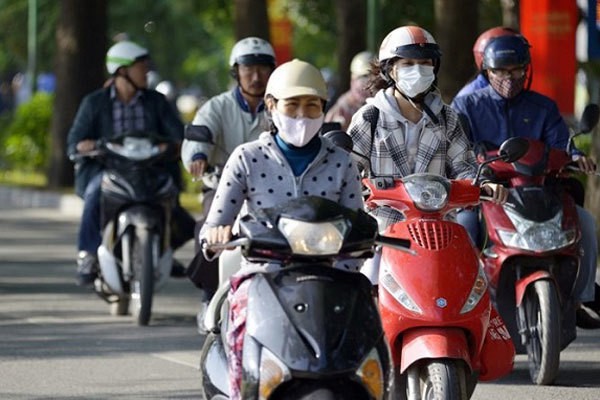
[278,217,348,255]
[380,264,422,314]
[497,208,576,252]
[356,348,385,400]
[259,347,291,400]
[403,174,450,211]
[460,263,488,314]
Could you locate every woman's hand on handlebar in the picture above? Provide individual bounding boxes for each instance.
[205,225,234,248]
[481,182,508,204]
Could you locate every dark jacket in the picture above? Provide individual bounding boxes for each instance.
[451,85,570,151]
[67,87,184,197]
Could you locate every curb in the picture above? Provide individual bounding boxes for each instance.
[0,185,83,217]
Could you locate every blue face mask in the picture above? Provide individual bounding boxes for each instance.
[271,110,324,147]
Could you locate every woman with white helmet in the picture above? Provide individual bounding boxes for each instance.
[347,25,506,283]
[201,59,364,400]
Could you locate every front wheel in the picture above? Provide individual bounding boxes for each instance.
[131,229,155,326]
[522,279,561,385]
[406,360,468,400]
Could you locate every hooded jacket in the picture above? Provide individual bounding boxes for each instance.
[348,88,477,229]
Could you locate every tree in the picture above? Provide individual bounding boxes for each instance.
[332,0,367,98]
[434,0,479,102]
[500,0,519,29]
[234,0,270,40]
[48,0,107,189]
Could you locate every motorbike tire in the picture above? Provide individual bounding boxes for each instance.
[523,280,561,385]
[132,230,155,326]
[417,360,467,400]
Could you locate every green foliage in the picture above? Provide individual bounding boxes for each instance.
[0,92,53,171]
[109,0,234,96]
[0,0,58,78]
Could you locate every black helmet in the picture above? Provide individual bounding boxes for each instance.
[482,35,531,70]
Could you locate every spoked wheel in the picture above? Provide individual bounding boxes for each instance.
[522,280,561,385]
[131,230,155,326]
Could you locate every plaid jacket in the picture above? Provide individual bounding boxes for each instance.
[348,91,477,229]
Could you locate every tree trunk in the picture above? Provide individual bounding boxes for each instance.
[48,0,107,189]
[333,0,367,101]
[501,0,520,29]
[234,0,270,41]
[434,0,479,102]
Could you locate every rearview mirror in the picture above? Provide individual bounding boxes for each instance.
[323,130,354,153]
[498,137,529,163]
[578,103,600,135]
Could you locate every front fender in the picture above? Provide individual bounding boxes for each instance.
[116,205,163,236]
[515,270,553,307]
[399,328,470,374]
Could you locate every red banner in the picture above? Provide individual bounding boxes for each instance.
[520,0,578,115]
[268,0,293,64]
[270,19,293,63]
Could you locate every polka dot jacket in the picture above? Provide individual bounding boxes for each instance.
[201,131,365,274]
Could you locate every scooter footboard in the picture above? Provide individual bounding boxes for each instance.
[399,328,470,374]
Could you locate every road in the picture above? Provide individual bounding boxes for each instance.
[0,207,599,399]
[0,208,203,399]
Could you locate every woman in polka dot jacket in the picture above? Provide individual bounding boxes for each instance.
[200,59,365,400]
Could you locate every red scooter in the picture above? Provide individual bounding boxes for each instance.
[360,138,524,400]
[477,104,600,385]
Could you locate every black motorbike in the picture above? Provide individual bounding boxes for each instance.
[199,196,411,400]
[73,133,178,326]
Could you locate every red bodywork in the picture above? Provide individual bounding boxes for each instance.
[479,138,581,352]
[364,176,514,381]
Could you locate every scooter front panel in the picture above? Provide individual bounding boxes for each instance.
[246,267,383,374]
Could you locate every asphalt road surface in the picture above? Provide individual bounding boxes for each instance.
[1,208,599,399]
[0,208,204,399]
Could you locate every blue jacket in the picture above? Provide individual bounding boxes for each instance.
[67,87,184,197]
[451,85,571,151]
[454,73,489,100]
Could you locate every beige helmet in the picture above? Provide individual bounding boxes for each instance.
[350,51,374,77]
[265,59,328,100]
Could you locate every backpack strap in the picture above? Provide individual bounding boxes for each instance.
[361,105,379,154]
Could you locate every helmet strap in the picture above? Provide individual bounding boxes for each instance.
[396,87,440,124]
[122,70,142,91]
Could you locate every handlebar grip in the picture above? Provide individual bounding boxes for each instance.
[201,235,246,251]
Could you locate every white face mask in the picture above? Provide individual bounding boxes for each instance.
[271,110,324,147]
[393,64,435,98]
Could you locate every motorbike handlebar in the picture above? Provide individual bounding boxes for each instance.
[201,236,248,252]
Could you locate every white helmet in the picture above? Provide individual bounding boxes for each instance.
[265,59,328,101]
[229,37,276,67]
[378,26,441,69]
[350,51,374,77]
[106,41,149,74]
